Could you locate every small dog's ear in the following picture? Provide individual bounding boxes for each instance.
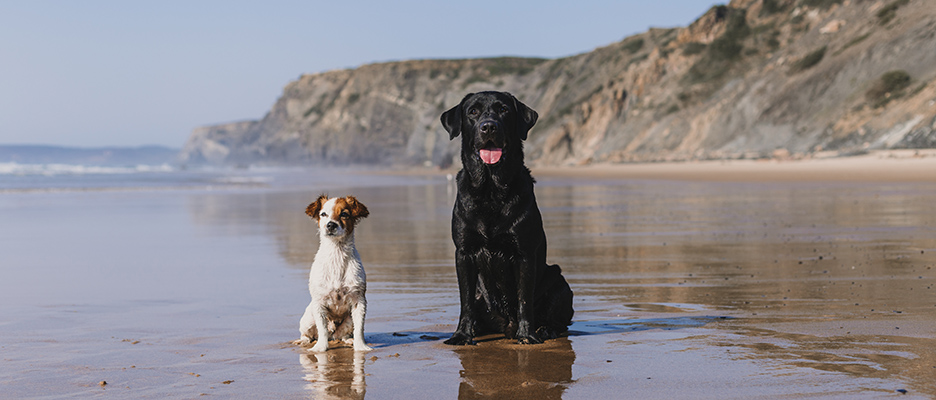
[305,194,328,220]
[509,93,538,140]
[344,196,369,219]
[441,93,473,140]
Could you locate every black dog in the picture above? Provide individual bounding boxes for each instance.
[440,91,574,345]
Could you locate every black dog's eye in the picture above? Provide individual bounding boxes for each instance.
[495,104,508,113]
[468,108,480,117]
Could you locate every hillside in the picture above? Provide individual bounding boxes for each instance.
[179,0,936,167]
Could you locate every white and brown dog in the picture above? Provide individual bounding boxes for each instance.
[295,194,372,352]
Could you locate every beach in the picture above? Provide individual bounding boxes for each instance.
[1,154,935,398]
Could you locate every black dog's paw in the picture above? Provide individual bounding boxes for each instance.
[517,334,544,345]
[444,332,476,346]
[535,326,557,340]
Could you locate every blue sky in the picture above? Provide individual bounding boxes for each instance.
[0,1,719,148]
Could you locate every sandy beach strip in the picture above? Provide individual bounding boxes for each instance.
[530,150,936,183]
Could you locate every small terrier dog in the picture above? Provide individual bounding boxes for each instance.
[294,194,372,352]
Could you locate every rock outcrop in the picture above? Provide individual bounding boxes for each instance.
[179,0,936,167]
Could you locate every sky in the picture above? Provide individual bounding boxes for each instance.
[0,1,719,149]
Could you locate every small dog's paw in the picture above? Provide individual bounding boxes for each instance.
[354,343,373,352]
[293,337,311,346]
[517,334,544,345]
[310,342,328,353]
[443,332,475,346]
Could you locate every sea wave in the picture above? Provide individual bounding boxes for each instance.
[0,164,445,195]
[0,162,175,176]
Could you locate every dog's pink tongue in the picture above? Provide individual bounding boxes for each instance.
[479,148,502,164]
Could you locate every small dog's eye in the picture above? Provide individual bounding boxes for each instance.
[320,212,327,217]
[340,212,350,219]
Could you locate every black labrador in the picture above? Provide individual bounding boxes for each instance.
[440,91,574,345]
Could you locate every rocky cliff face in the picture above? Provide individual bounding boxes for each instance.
[179,0,936,167]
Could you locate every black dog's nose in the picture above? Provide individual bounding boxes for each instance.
[479,121,497,134]
[326,221,338,231]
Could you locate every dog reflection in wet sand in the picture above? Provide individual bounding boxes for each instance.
[300,351,366,399]
[294,194,372,352]
[456,339,574,398]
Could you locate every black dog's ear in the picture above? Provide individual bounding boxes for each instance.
[441,104,461,140]
[509,93,538,140]
[441,93,473,140]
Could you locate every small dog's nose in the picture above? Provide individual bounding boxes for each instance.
[326,221,338,231]
[479,121,497,134]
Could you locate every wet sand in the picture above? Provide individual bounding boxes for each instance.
[2,156,935,398]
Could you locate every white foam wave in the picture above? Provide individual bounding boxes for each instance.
[0,162,174,176]
[213,175,274,184]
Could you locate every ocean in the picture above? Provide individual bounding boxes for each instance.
[0,161,437,193]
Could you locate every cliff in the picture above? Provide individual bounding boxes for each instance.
[179,0,936,167]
